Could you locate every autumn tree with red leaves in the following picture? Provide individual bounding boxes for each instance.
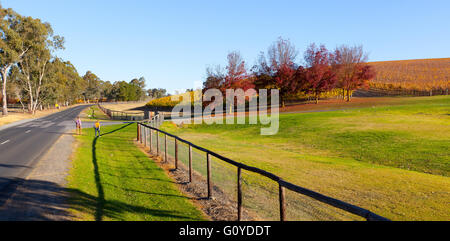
[333,45,376,101]
[252,38,300,107]
[223,51,253,91]
[304,44,337,104]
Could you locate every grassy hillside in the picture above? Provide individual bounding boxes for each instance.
[369,58,450,93]
[161,96,450,220]
[67,123,206,221]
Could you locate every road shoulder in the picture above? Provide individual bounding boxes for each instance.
[0,133,76,221]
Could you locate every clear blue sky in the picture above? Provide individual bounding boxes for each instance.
[3,0,449,94]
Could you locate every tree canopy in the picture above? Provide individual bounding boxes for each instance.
[0,5,159,115]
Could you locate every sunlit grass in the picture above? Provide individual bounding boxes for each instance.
[161,96,450,220]
[67,123,206,221]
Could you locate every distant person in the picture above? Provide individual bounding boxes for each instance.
[75,116,82,135]
[94,120,101,138]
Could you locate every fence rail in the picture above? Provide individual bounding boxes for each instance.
[137,117,390,221]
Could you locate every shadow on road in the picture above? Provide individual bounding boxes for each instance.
[0,124,194,221]
[0,177,199,221]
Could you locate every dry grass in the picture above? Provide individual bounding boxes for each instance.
[101,102,148,113]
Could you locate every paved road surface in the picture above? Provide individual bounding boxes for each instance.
[0,105,125,207]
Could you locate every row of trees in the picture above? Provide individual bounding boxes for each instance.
[0,6,65,115]
[204,38,376,107]
[0,5,165,116]
[82,72,149,102]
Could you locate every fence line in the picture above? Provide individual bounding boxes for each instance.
[98,104,149,121]
[137,117,390,222]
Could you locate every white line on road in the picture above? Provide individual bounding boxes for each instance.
[26,130,31,134]
[1,140,10,145]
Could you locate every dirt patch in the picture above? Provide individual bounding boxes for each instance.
[135,141,255,221]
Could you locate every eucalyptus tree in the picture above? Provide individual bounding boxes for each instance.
[0,7,31,115]
[44,58,83,106]
[0,6,64,115]
[15,17,64,113]
[82,71,102,102]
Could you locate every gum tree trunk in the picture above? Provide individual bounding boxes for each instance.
[1,69,9,116]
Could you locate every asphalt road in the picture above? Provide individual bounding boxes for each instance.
[0,106,87,195]
[0,105,128,207]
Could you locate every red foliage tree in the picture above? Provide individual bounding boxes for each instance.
[222,51,251,91]
[252,38,300,107]
[333,45,376,101]
[304,44,337,104]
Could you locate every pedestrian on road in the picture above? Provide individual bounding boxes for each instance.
[75,116,82,135]
[94,120,101,138]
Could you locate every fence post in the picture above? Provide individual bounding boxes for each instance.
[189,145,193,183]
[156,130,160,156]
[207,153,212,199]
[237,167,242,221]
[140,125,143,144]
[137,123,140,141]
[175,138,178,170]
[164,134,168,162]
[144,127,147,147]
[149,129,153,153]
[279,183,286,221]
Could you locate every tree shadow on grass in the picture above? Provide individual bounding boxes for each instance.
[0,124,199,221]
[89,123,200,221]
[91,123,133,221]
[0,178,199,221]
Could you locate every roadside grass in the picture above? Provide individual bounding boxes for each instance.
[160,96,450,221]
[79,105,115,122]
[101,102,147,112]
[67,123,206,221]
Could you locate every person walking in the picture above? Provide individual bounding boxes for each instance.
[94,120,101,138]
[75,116,82,135]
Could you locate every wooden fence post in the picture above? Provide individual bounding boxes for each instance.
[140,125,143,144]
[144,127,147,147]
[279,183,286,221]
[156,130,160,156]
[164,134,168,162]
[175,139,178,170]
[149,129,153,153]
[137,124,140,141]
[189,145,193,183]
[237,167,242,221]
[207,153,212,199]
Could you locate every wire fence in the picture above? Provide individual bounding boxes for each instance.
[136,117,390,221]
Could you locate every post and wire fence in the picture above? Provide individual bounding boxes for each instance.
[98,104,146,121]
[136,116,390,222]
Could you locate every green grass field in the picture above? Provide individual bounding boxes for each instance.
[161,96,450,221]
[67,123,206,221]
[79,105,112,122]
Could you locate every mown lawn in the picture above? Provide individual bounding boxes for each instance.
[79,105,114,122]
[67,123,206,221]
[161,96,450,221]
